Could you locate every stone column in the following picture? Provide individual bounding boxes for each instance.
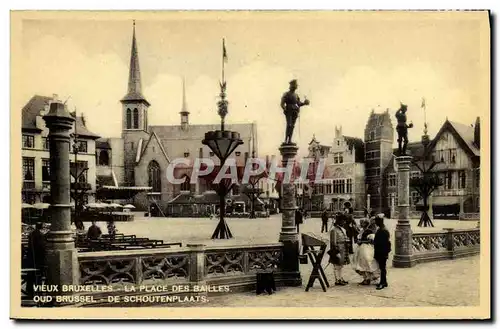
[393,156,414,268]
[187,244,207,298]
[43,100,79,304]
[278,143,301,286]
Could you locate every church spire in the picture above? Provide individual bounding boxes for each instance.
[121,20,150,106]
[180,77,189,129]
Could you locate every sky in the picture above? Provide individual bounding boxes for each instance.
[15,11,488,157]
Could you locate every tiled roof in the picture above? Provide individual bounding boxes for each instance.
[150,123,254,141]
[21,95,100,139]
[21,95,52,131]
[448,121,480,156]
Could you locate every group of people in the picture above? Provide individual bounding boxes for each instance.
[322,209,392,290]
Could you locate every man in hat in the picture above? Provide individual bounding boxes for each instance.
[280,79,310,144]
[395,103,414,155]
[373,214,391,290]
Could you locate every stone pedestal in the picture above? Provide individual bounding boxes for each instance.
[43,100,80,305]
[393,156,414,268]
[278,143,301,286]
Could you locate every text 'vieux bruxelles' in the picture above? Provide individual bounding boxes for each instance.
[165,157,327,185]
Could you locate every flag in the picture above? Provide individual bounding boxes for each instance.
[421,97,426,109]
[222,38,228,63]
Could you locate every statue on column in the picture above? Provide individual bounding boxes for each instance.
[395,103,413,155]
[280,79,310,144]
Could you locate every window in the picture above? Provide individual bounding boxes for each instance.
[389,173,397,187]
[449,149,457,163]
[148,160,161,193]
[346,178,353,194]
[22,135,34,149]
[75,161,88,183]
[42,159,50,182]
[337,141,340,146]
[445,171,453,189]
[475,169,480,188]
[180,175,190,191]
[184,152,190,158]
[126,108,132,129]
[99,150,109,166]
[410,171,421,179]
[375,168,380,176]
[325,182,332,194]
[75,140,87,153]
[333,152,343,164]
[209,152,214,157]
[235,151,241,156]
[133,108,139,129]
[22,157,35,181]
[370,131,375,140]
[458,170,466,189]
[411,191,420,205]
[42,137,50,150]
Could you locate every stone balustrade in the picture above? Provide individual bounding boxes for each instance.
[411,228,480,264]
[459,212,481,221]
[76,243,284,305]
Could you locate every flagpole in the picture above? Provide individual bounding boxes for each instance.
[222,38,225,84]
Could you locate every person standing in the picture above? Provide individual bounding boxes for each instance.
[343,210,359,255]
[321,209,329,233]
[295,208,304,233]
[352,219,379,285]
[25,222,46,296]
[373,214,391,290]
[87,220,102,240]
[328,214,350,286]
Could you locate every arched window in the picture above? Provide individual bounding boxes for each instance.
[126,108,132,129]
[148,160,161,192]
[99,150,109,166]
[181,175,190,192]
[133,108,139,129]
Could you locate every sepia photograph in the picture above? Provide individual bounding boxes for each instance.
[10,10,490,319]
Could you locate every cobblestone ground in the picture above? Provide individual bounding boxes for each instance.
[92,215,479,307]
[204,255,480,307]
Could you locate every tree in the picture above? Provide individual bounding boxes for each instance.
[410,158,443,227]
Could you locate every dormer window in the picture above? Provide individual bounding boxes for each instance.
[184,152,190,158]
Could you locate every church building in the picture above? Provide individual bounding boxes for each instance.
[96,23,257,213]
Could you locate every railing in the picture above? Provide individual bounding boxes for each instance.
[77,243,284,304]
[411,228,480,264]
[459,212,480,221]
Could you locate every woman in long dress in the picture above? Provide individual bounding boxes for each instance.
[352,218,379,285]
[328,213,350,286]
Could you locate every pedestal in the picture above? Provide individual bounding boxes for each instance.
[393,156,414,268]
[278,143,301,286]
[43,100,80,305]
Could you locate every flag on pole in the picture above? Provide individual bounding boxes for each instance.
[421,97,426,109]
[222,38,228,63]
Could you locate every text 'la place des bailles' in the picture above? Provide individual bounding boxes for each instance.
[33,284,231,293]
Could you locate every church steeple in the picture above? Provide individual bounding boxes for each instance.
[121,20,150,106]
[180,77,190,129]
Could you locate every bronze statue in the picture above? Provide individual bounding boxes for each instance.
[395,103,413,155]
[280,79,310,144]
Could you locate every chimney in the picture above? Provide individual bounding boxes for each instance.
[474,117,480,148]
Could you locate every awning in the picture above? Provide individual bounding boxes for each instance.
[96,186,152,200]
